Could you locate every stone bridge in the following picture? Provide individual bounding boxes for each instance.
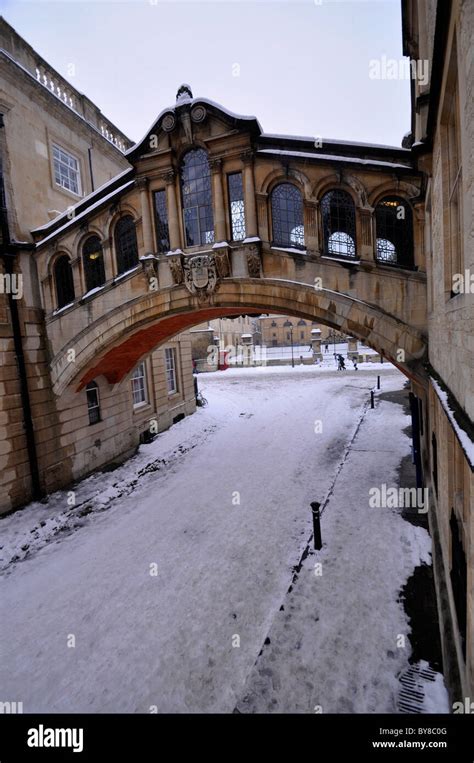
[33,86,427,395]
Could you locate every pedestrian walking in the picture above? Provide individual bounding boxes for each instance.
[352,357,358,371]
[337,354,346,371]
[325,343,329,353]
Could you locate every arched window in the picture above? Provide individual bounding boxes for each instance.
[86,381,101,425]
[271,183,305,248]
[321,189,357,259]
[297,319,306,326]
[54,254,75,309]
[283,320,293,327]
[83,235,105,293]
[115,215,138,275]
[375,197,414,268]
[180,149,214,246]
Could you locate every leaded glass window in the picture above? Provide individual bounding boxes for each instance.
[375,197,414,268]
[180,149,214,246]
[321,190,357,259]
[271,183,305,249]
[54,254,75,309]
[154,190,170,253]
[115,215,138,275]
[83,235,105,292]
[228,172,245,241]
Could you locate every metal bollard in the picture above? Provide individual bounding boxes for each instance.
[311,501,322,550]
[377,375,380,389]
[371,390,375,408]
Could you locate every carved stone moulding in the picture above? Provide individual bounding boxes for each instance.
[168,253,184,285]
[161,111,177,132]
[246,244,262,279]
[214,248,231,279]
[191,105,207,124]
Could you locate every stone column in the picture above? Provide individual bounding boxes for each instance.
[358,207,375,262]
[70,256,83,300]
[210,158,226,243]
[242,151,258,238]
[136,177,154,255]
[303,200,319,252]
[164,170,181,251]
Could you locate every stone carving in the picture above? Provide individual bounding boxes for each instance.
[161,112,176,132]
[183,254,218,301]
[191,105,206,123]
[140,256,158,283]
[214,250,231,279]
[246,246,261,278]
[168,255,184,285]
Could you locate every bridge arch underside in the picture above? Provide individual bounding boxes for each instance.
[51,280,428,396]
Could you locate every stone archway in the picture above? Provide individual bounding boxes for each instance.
[48,279,428,396]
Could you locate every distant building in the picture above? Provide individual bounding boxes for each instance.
[260,314,330,347]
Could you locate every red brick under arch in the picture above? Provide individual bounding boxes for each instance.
[77,307,262,390]
[77,302,418,391]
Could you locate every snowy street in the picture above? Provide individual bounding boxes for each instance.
[0,365,447,713]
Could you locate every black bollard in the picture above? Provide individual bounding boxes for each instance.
[371,390,375,408]
[377,375,380,389]
[311,501,322,550]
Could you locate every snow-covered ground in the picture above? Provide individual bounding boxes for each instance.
[0,365,448,713]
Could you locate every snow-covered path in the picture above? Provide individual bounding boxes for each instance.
[0,366,444,713]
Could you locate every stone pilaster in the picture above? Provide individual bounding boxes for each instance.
[136,176,154,255]
[164,170,181,251]
[210,158,226,243]
[242,151,258,238]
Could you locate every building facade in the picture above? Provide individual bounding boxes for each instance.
[0,18,195,512]
[260,314,333,347]
[402,0,473,705]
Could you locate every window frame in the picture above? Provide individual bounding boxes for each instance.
[86,381,101,425]
[114,215,139,276]
[271,182,305,250]
[180,149,214,248]
[82,235,106,293]
[320,189,357,260]
[165,347,178,395]
[52,143,82,197]
[131,362,148,408]
[53,254,75,310]
[153,189,170,253]
[375,196,414,269]
[227,172,246,242]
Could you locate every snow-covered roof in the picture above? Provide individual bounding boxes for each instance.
[35,179,135,249]
[32,167,134,236]
[126,91,262,160]
[257,149,412,170]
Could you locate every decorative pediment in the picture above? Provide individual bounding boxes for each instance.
[126,84,262,161]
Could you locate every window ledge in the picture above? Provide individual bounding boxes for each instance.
[271,245,307,255]
[80,284,106,303]
[114,265,139,283]
[52,301,75,316]
[321,254,360,265]
[133,401,151,412]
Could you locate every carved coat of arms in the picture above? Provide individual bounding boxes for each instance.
[183,255,218,301]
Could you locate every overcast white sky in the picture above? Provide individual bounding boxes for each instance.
[2,0,411,147]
